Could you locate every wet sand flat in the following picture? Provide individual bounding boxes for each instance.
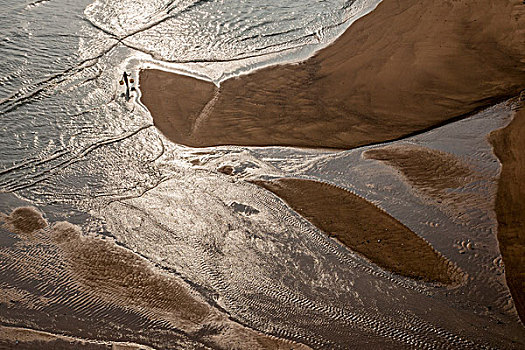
[0,325,154,350]
[363,145,474,197]
[141,0,525,149]
[252,178,462,284]
[0,207,309,350]
[490,98,525,322]
[362,144,491,225]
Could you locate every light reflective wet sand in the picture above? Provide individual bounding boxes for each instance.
[0,206,309,349]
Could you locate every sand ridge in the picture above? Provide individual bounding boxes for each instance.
[489,96,525,323]
[363,145,474,195]
[140,0,525,149]
[362,144,494,227]
[252,178,464,285]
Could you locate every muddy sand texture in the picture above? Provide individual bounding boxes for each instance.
[1,206,48,235]
[364,145,474,197]
[490,99,525,323]
[1,207,309,350]
[0,325,152,350]
[141,0,525,149]
[253,178,462,284]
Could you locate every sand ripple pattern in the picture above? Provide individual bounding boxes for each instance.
[0,206,309,349]
[1,0,524,348]
[98,173,515,349]
[242,100,520,322]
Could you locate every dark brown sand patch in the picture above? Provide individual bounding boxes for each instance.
[140,70,216,140]
[141,0,525,149]
[363,145,492,226]
[364,145,473,196]
[489,98,525,323]
[217,164,234,175]
[0,206,48,236]
[252,178,462,285]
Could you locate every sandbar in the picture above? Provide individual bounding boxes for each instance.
[252,178,463,284]
[362,144,489,224]
[490,97,525,323]
[140,0,525,149]
[363,145,474,197]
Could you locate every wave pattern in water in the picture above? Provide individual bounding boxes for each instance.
[83,0,380,76]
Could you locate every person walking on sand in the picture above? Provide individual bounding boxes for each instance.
[119,72,135,101]
[120,72,130,89]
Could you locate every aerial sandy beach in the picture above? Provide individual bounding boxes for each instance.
[140,0,525,326]
[141,0,525,149]
[1,0,525,348]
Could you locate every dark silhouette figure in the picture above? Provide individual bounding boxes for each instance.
[120,72,135,101]
[122,72,130,89]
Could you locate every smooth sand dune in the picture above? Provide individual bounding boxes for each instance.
[252,178,463,285]
[140,0,525,149]
[490,98,525,323]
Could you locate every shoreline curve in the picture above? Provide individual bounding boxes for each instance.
[140,0,525,149]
